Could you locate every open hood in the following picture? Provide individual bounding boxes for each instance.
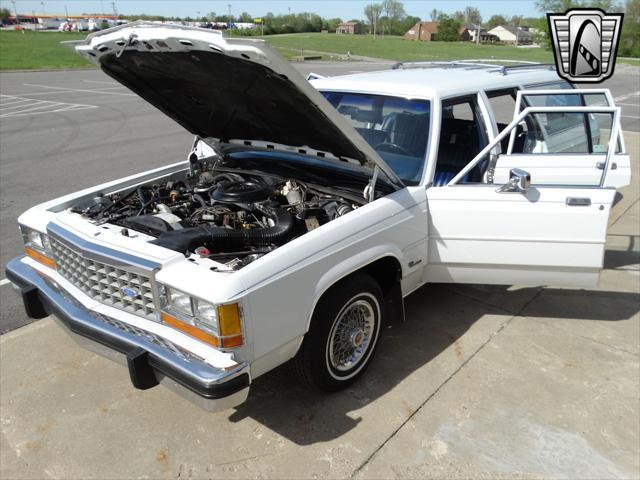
[75,22,404,189]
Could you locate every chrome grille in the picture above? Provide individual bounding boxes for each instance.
[51,239,157,320]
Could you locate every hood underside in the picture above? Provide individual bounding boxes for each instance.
[74,23,404,189]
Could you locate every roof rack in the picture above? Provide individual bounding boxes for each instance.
[391,59,556,75]
[498,63,556,75]
[391,60,499,70]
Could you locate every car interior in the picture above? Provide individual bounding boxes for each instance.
[432,97,489,186]
[322,91,431,185]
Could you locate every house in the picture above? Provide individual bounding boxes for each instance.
[459,24,499,43]
[336,21,362,34]
[403,21,439,41]
[488,25,533,45]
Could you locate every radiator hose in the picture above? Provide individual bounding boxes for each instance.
[151,207,295,254]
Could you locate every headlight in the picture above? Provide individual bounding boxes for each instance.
[166,287,194,317]
[26,229,45,250]
[20,225,56,269]
[194,299,218,332]
[159,284,243,349]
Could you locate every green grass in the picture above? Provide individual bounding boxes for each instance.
[619,57,640,66]
[1,30,637,71]
[0,30,92,70]
[263,33,556,63]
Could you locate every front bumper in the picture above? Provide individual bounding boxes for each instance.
[5,256,250,412]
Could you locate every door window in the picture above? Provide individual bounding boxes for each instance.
[486,89,518,153]
[517,85,619,155]
[433,96,489,186]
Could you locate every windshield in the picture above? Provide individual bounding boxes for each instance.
[321,92,430,185]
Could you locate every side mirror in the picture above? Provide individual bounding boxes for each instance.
[497,168,531,194]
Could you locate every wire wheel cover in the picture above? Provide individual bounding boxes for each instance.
[328,298,376,372]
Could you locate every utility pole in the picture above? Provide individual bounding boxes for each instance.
[100,0,104,16]
[476,23,481,45]
[11,1,17,21]
[111,1,117,18]
[40,1,45,17]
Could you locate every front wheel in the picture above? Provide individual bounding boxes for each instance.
[294,273,383,392]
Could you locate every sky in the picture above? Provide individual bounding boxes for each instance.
[1,0,541,20]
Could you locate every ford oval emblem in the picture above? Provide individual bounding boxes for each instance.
[121,286,140,299]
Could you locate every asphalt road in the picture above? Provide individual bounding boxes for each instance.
[0,61,638,333]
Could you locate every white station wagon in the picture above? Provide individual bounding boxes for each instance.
[7,23,631,411]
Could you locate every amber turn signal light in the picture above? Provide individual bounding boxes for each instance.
[24,247,56,269]
[161,312,220,347]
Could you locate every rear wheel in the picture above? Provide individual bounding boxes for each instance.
[295,273,383,392]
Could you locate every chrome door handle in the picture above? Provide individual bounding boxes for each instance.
[566,197,591,206]
[596,161,617,170]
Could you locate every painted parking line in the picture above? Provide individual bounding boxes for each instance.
[0,94,98,118]
[615,91,639,102]
[83,79,119,86]
[23,83,136,97]
[0,279,11,287]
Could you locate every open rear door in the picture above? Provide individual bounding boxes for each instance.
[492,89,631,188]
[424,99,625,288]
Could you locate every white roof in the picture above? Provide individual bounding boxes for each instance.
[310,64,563,99]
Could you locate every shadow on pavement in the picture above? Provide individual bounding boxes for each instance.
[227,277,639,445]
[604,248,640,270]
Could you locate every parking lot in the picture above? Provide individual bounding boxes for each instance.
[1,62,639,478]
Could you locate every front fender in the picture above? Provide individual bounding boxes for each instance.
[309,247,404,331]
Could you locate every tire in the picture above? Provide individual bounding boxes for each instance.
[294,273,383,392]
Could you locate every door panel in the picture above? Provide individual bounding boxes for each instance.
[423,185,616,287]
[493,153,631,188]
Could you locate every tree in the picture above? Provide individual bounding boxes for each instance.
[451,10,466,23]
[238,11,253,23]
[534,0,621,13]
[399,15,420,35]
[535,0,629,48]
[626,0,640,17]
[364,3,383,35]
[620,0,639,56]
[588,0,620,9]
[381,0,406,35]
[322,17,343,32]
[509,15,524,26]
[464,6,482,25]
[486,14,508,29]
[430,8,438,21]
[1,8,11,23]
[535,0,583,11]
[435,14,462,41]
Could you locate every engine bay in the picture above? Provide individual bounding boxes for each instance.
[70,155,363,270]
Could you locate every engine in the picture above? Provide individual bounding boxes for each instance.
[70,168,357,270]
